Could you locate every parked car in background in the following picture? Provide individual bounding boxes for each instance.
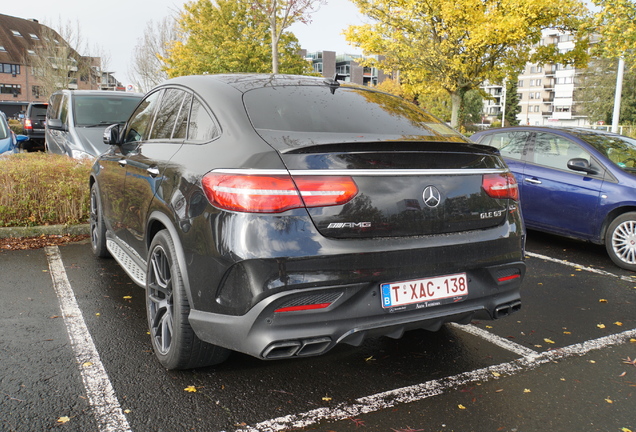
[90,74,526,370]
[471,126,636,271]
[0,111,27,156]
[21,102,48,151]
[46,90,143,159]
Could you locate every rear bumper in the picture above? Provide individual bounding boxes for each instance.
[189,260,525,360]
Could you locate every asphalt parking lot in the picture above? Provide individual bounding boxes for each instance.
[1,231,635,432]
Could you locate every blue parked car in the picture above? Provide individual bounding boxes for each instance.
[0,112,27,156]
[471,126,636,271]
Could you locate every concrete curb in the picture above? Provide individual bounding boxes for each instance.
[0,224,90,239]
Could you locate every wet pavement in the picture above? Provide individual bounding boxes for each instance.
[1,231,635,431]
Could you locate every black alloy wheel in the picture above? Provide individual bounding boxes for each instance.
[146,230,230,370]
[89,183,109,258]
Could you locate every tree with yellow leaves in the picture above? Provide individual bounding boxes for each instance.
[592,0,636,64]
[344,0,590,127]
[164,0,310,77]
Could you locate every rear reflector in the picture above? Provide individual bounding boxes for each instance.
[483,172,519,201]
[202,173,358,213]
[498,274,521,283]
[24,119,33,130]
[274,303,332,313]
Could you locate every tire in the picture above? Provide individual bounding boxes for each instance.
[605,212,636,271]
[146,230,230,370]
[89,183,110,258]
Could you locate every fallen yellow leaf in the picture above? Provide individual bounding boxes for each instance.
[597,324,606,329]
[124,409,131,414]
[184,386,197,393]
[322,396,332,401]
[605,398,613,404]
[563,331,572,335]
[630,339,636,343]
[57,417,70,424]
[614,322,623,326]
[123,296,132,299]
[523,389,531,393]
[95,313,101,316]
[599,299,608,303]
[544,338,555,344]
[82,362,93,367]
[590,360,596,364]
[491,371,501,377]
[621,427,633,432]
[458,404,466,410]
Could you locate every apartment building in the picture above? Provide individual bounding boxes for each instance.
[482,29,590,127]
[0,13,102,117]
[302,50,389,86]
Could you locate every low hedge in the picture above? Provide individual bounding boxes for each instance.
[0,153,91,227]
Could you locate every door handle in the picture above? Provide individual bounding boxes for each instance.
[147,167,160,177]
[525,178,542,185]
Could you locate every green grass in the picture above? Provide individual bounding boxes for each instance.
[0,153,91,227]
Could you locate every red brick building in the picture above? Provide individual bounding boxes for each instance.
[0,14,101,118]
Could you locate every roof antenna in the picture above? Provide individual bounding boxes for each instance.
[324,73,345,94]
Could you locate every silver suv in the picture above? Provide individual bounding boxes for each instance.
[46,90,142,159]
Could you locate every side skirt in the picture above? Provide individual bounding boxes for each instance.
[106,236,147,287]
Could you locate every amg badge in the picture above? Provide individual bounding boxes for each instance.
[328,222,372,229]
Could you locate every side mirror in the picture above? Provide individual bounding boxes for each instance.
[15,134,28,143]
[568,158,598,175]
[103,124,122,146]
[47,118,67,131]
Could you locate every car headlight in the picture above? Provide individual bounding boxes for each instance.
[71,149,95,161]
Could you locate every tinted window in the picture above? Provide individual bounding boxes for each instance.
[482,131,530,160]
[533,133,591,170]
[243,86,462,139]
[47,94,63,121]
[188,99,218,143]
[29,105,47,118]
[150,89,188,140]
[59,95,69,125]
[173,93,192,140]
[124,91,162,143]
[73,95,141,126]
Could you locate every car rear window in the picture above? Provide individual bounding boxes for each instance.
[30,105,47,117]
[243,86,462,138]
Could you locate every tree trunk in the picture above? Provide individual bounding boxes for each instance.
[450,91,462,129]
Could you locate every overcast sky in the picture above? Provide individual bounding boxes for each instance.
[2,0,365,88]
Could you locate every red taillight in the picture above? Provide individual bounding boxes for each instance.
[201,172,358,213]
[24,119,33,130]
[483,173,519,201]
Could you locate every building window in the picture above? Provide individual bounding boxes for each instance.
[0,46,6,52]
[27,50,36,56]
[555,106,571,112]
[534,105,540,112]
[313,63,323,73]
[518,80,523,87]
[0,84,21,95]
[1,64,20,74]
[517,93,522,100]
[11,30,22,37]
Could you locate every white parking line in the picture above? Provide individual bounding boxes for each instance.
[526,251,636,282]
[45,246,132,432]
[449,323,539,359]
[234,327,636,432]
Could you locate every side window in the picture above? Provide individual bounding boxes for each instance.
[124,90,162,144]
[149,89,187,140]
[173,93,192,140]
[59,95,69,125]
[484,131,530,161]
[533,133,591,171]
[47,94,62,120]
[188,99,218,143]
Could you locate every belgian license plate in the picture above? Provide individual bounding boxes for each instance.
[381,273,468,309]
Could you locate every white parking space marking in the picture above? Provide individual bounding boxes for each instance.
[235,327,636,432]
[449,323,539,359]
[45,246,132,432]
[526,251,636,282]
